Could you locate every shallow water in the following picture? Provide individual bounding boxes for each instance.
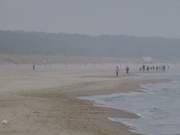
[80,73,180,135]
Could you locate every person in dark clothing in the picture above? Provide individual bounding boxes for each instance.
[146,66,149,72]
[33,64,35,71]
[156,66,159,71]
[162,65,166,72]
[126,66,130,74]
[115,66,120,77]
[142,65,146,72]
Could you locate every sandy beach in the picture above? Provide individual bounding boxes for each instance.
[0,63,165,135]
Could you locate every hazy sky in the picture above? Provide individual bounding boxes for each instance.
[0,0,180,38]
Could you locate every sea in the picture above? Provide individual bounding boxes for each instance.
[80,69,180,135]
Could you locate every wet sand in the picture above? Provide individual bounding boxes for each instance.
[0,64,164,135]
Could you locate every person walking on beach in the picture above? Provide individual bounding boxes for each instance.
[156,66,159,71]
[162,65,166,72]
[115,65,120,77]
[126,66,129,74]
[139,67,142,72]
[146,66,149,72]
[33,64,36,71]
[142,65,145,72]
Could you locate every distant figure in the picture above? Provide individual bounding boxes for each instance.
[126,66,130,74]
[142,65,146,72]
[162,65,166,72]
[115,66,120,77]
[156,66,159,71]
[33,64,35,71]
[146,66,149,72]
[139,67,142,72]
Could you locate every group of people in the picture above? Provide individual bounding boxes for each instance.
[139,65,169,72]
[115,64,170,77]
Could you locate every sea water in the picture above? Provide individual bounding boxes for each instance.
[80,73,180,135]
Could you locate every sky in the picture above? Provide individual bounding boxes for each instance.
[0,0,180,38]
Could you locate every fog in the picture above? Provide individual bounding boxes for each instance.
[0,0,180,38]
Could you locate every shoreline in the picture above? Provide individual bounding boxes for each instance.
[69,78,167,135]
[62,77,169,135]
[0,64,170,135]
[19,77,165,135]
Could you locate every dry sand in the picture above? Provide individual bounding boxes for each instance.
[0,64,166,135]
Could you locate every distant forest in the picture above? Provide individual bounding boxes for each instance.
[0,30,180,58]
